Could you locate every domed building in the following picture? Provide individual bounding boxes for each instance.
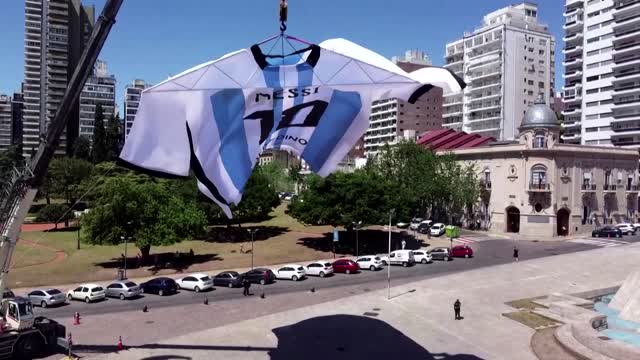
[420,98,640,238]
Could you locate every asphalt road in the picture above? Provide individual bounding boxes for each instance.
[32,234,640,320]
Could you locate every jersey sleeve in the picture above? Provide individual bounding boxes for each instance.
[118,91,190,178]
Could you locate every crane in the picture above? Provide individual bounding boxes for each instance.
[0,1,123,357]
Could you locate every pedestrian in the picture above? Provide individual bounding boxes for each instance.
[401,239,406,250]
[513,246,519,262]
[189,248,194,258]
[454,299,462,320]
[242,278,251,296]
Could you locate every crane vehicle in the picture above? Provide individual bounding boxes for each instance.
[0,1,123,357]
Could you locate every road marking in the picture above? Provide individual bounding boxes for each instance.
[569,238,630,248]
[454,236,492,244]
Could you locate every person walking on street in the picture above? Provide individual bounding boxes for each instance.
[513,246,519,262]
[454,299,462,320]
[242,278,251,296]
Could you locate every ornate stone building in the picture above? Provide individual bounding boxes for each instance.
[439,98,640,237]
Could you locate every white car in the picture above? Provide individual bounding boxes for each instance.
[176,273,214,292]
[409,218,424,230]
[305,261,333,277]
[633,223,640,230]
[396,221,409,229]
[412,250,433,264]
[430,223,446,236]
[67,284,106,303]
[356,256,384,271]
[616,223,636,235]
[274,264,306,281]
[379,250,415,267]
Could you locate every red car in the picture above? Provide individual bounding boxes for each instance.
[332,259,360,274]
[451,245,474,258]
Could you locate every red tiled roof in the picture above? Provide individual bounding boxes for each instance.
[417,129,495,151]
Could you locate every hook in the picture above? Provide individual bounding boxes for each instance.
[280,22,287,32]
[279,0,288,33]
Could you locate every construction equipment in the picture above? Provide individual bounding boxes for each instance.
[0,1,123,358]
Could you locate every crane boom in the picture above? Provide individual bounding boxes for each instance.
[0,0,123,302]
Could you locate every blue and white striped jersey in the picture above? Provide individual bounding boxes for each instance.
[119,38,464,217]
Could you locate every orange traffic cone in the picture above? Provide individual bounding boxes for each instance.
[116,336,124,351]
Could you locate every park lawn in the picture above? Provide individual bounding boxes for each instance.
[11,205,336,288]
[11,245,57,269]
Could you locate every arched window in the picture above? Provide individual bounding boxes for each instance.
[483,168,491,189]
[533,132,546,148]
[531,164,547,189]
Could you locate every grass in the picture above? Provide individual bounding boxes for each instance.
[10,204,338,289]
[506,296,548,310]
[503,310,560,329]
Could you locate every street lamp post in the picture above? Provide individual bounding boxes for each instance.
[353,221,362,257]
[387,209,395,300]
[76,217,80,250]
[119,236,129,279]
[248,229,258,269]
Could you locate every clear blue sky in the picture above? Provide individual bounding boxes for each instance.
[0,0,565,109]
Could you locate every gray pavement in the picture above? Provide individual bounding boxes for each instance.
[49,239,640,360]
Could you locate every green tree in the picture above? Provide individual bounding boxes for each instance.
[233,165,281,221]
[260,162,293,193]
[105,114,121,161]
[46,157,94,206]
[81,176,207,258]
[0,145,25,184]
[36,204,74,228]
[91,104,107,163]
[73,135,91,161]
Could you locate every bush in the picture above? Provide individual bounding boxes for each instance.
[36,204,73,223]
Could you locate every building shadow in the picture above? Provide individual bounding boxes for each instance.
[64,315,484,360]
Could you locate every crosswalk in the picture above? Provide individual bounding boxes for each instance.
[454,236,492,244]
[568,237,631,248]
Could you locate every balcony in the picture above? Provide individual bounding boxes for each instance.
[480,180,492,190]
[563,45,583,55]
[626,184,639,192]
[563,18,584,30]
[581,184,597,192]
[564,70,583,79]
[563,57,583,67]
[603,184,618,193]
[563,32,583,44]
[528,183,551,192]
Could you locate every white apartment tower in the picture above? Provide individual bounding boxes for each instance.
[23,0,94,157]
[443,3,555,140]
[78,60,116,141]
[123,79,150,140]
[562,0,640,146]
[363,52,443,157]
[0,95,11,152]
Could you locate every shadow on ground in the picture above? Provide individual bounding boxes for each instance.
[203,226,288,244]
[67,314,484,360]
[298,229,427,256]
[94,253,224,275]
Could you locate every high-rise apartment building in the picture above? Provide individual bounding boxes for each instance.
[363,54,443,157]
[443,3,555,141]
[123,79,150,141]
[22,0,94,157]
[11,91,25,150]
[78,60,116,141]
[562,0,640,147]
[0,95,12,152]
[391,49,431,66]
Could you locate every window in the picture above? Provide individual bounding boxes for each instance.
[534,134,546,148]
[531,165,547,185]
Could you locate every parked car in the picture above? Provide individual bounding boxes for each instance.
[451,245,474,258]
[242,268,276,285]
[615,223,636,235]
[274,264,306,281]
[409,218,424,230]
[332,259,359,274]
[396,221,409,229]
[417,220,433,234]
[3,288,16,300]
[305,262,334,277]
[27,288,66,308]
[379,250,415,267]
[356,256,384,271]
[176,273,214,292]
[428,247,452,261]
[633,223,640,230]
[213,271,244,288]
[105,281,142,300]
[412,250,433,264]
[592,226,623,238]
[140,277,178,296]
[430,223,446,236]
[66,284,106,303]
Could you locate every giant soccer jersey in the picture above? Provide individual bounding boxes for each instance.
[119,38,465,217]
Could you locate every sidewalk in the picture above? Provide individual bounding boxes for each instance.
[88,241,640,359]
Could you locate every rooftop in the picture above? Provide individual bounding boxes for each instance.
[417,129,495,151]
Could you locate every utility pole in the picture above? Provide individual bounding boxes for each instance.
[247,228,258,269]
[387,210,393,299]
[353,221,362,257]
